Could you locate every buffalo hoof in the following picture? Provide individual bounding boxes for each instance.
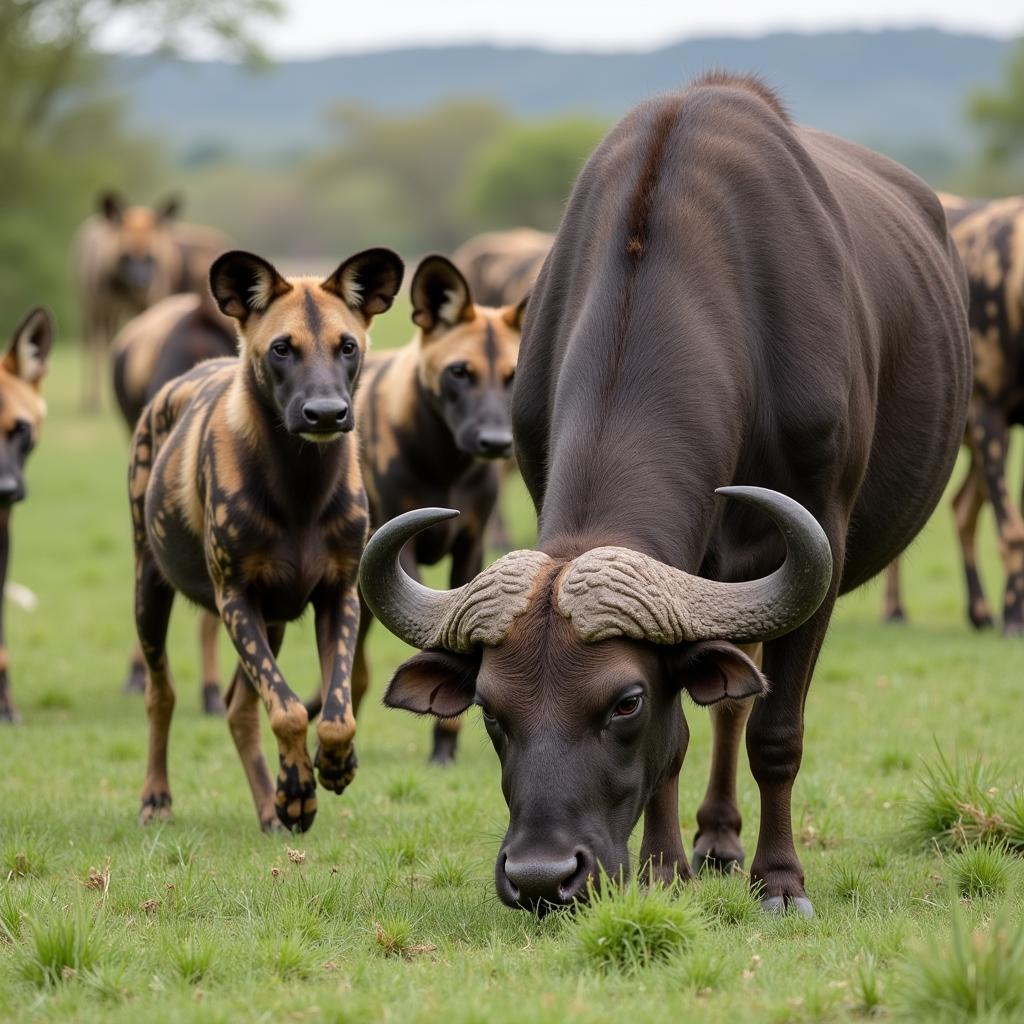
[0,704,20,725]
[692,829,745,874]
[122,661,146,695]
[693,850,744,875]
[761,894,814,918]
[883,607,906,625]
[139,791,172,825]
[201,683,225,716]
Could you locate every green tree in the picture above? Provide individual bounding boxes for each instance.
[461,117,607,232]
[967,40,1024,165]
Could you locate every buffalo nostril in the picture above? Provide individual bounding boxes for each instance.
[503,853,583,904]
[559,850,594,902]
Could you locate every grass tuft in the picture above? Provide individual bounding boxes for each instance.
[2,828,54,879]
[573,878,703,973]
[266,930,317,980]
[695,873,760,926]
[945,840,1013,898]
[386,773,426,803]
[17,904,100,987]
[428,852,472,888]
[894,910,1024,1021]
[830,861,868,903]
[853,952,884,1016]
[168,932,216,984]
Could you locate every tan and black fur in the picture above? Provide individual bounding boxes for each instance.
[883,193,1024,634]
[74,191,228,410]
[321,255,522,763]
[0,308,53,722]
[130,246,403,831]
[452,228,552,308]
[112,290,237,712]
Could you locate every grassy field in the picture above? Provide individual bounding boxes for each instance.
[1,318,1023,1023]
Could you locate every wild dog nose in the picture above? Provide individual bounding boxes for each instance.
[477,428,513,458]
[501,849,593,906]
[0,475,20,502]
[301,399,350,430]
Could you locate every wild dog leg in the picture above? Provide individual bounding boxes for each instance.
[313,586,360,794]
[971,407,1024,635]
[882,562,905,623]
[350,593,372,715]
[218,589,316,832]
[226,624,284,832]
[0,515,16,724]
[747,593,836,918]
[639,731,690,886]
[199,611,225,715]
[137,555,177,824]
[122,641,147,694]
[82,308,109,412]
[953,456,993,629]
[692,696,757,872]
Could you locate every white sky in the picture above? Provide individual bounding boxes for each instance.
[104,0,1023,58]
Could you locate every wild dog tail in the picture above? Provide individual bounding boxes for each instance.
[5,582,39,612]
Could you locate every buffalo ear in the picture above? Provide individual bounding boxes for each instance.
[209,250,292,323]
[6,306,54,386]
[99,191,124,223]
[673,640,768,706]
[501,291,529,332]
[411,255,474,333]
[383,648,480,718]
[322,248,404,322]
[155,194,181,222]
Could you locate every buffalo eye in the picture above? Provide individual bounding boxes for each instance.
[446,362,470,382]
[611,692,643,720]
[270,337,292,359]
[340,334,358,357]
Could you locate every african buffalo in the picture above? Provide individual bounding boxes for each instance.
[362,74,971,915]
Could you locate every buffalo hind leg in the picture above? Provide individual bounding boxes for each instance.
[226,624,284,832]
[137,557,177,824]
[882,562,906,623]
[640,725,690,885]
[953,457,993,629]
[199,611,225,715]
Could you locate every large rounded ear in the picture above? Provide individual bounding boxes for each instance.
[155,194,181,222]
[209,250,292,323]
[321,248,404,323]
[383,649,480,718]
[5,306,54,386]
[411,255,474,334]
[99,191,124,223]
[671,640,768,706]
[501,291,530,332]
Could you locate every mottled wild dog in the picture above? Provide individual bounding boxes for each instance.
[112,290,237,713]
[883,193,1024,634]
[453,228,552,307]
[130,247,403,831]
[318,255,523,764]
[75,191,228,410]
[0,308,53,723]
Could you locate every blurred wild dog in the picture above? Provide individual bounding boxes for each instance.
[112,289,237,713]
[74,191,228,410]
[130,246,403,831]
[884,193,1024,634]
[309,255,524,764]
[453,228,552,307]
[0,308,53,723]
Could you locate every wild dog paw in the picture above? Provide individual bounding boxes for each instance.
[139,789,172,825]
[202,682,226,716]
[314,741,358,794]
[275,753,317,832]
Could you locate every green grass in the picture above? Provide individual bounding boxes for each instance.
[0,337,1022,1021]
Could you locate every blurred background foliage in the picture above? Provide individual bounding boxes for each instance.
[2,0,1024,334]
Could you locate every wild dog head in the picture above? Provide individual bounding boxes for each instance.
[411,256,524,459]
[97,192,182,303]
[0,308,53,506]
[210,249,404,442]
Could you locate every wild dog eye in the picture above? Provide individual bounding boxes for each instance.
[270,337,292,359]
[447,363,470,381]
[611,693,643,719]
[339,335,358,357]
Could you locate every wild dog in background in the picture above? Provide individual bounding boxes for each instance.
[312,255,523,764]
[0,308,53,723]
[452,228,552,307]
[883,193,1024,634]
[112,288,237,713]
[74,192,228,410]
[130,246,402,831]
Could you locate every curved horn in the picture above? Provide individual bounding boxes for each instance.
[359,508,552,651]
[556,486,833,645]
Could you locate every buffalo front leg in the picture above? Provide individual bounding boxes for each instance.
[218,590,316,832]
[199,611,225,715]
[136,556,177,824]
[313,586,360,794]
[640,724,690,886]
[952,456,993,629]
[225,624,284,832]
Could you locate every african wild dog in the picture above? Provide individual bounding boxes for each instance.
[74,192,227,410]
[452,228,552,308]
[883,193,1024,634]
[309,255,524,764]
[361,74,970,914]
[0,308,53,723]
[112,290,237,713]
[130,247,403,831]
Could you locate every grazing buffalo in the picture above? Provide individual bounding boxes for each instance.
[74,192,227,410]
[112,290,237,712]
[0,308,53,723]
[130,247,402,831]
[453,229,552,308]
[305,255,524,763]
[361,75,971,914]
[883,193,1024,634]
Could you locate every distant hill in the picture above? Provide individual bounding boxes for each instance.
[112,29,1014,161]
